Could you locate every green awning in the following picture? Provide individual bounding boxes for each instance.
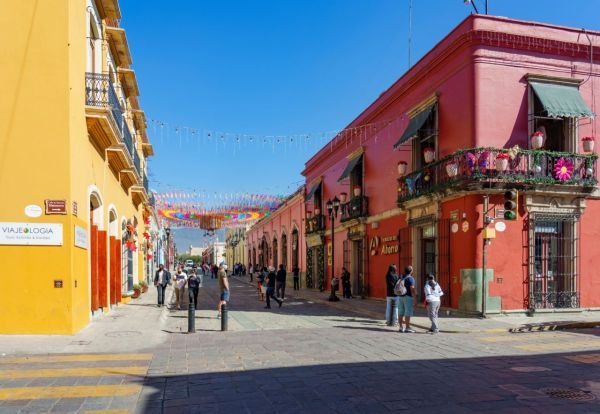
[530,81,594,118]
[305,181,321,201]
[338,154,363,182]
[393,105,435,148]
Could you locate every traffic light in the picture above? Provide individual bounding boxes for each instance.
[503,190,518,220]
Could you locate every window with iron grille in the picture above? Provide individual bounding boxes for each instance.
[528,214,579,309]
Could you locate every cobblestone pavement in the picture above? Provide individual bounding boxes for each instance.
[1,275,600,413]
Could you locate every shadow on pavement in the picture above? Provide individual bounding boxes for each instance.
[133,350,600,414]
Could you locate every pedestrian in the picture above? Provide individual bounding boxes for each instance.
[341,267,352,298]
[217,264,230,318]
[385,264,399,326]
[276,264,287,299]
[424,273,444,333]
[265,266,283,309]
[256,268,265,301]
[187,270,200,310]
[397,265,416,333]
[293,266,300,290]
[173,266,187,310]
[249,264,254,282]
[153,264,171,307]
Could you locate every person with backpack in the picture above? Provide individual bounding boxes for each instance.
[265,266,283,309]
[385,264,399,326]
[396,265,416,333]
[424,273,444,334]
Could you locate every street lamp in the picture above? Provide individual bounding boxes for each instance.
[326,196,340,301]
[464,0,488,14]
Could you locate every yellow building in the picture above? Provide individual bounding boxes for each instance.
[225,228,247,271]
[0,0,154,334]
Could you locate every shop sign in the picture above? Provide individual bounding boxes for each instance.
[74,225,88,249]
[45,199,67,215]
[370,235,399,256]
[24,204,43,218]
[0,222,63,246]
[449,210,459,222]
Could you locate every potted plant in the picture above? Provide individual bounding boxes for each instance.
[140,280,148,293]
[446,160,458,177]
[397,161,408,176]
[495,152,510,172]
[530,131,544,149]
[582,136,595,153]
[353,185,362,197]
[339,192,348,203]
[423,147,435,164]
[132,284,141,298]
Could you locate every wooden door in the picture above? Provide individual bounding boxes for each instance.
[90,224,99,311]
[98,230,108,309]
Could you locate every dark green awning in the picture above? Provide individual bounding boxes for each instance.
[393,105,434,149]
[530,81,594,118]
[338,154,363,182]
[305,181,321,201]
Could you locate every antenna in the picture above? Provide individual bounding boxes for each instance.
[408,0,413,69]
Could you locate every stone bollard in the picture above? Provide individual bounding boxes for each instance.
[221,303,228,331]
[188,300,195,333]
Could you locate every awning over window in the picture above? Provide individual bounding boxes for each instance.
[530,81,594,118]
[305,181,321,202]
[393,105,435,149]
[338,154,363,182]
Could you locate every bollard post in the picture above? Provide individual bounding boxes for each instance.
[188,298,195,333]
[221,303,228,331]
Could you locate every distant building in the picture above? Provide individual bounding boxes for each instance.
[186,245,206,257]
[203,242,226,265]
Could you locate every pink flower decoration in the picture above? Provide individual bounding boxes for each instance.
[554,158,574,181]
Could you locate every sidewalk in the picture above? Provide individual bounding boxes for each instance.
[233,274,600,333]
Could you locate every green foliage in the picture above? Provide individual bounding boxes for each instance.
[132,283,141,290]
[176,254,203,264]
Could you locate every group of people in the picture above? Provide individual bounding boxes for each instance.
[153,263,204,310]
[385,264,444,333]
[251,264,287,309]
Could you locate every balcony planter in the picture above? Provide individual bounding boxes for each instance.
[582,136,595,153]
[530,132,544,149]
[339,192,348,203]
[445,161,458,177]
[423,148,435,164]
[397,161,408,176]
[495,153,510,172]
[353,186,362,197]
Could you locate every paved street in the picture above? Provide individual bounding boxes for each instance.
[1,276,600,413]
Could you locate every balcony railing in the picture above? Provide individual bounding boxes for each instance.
[85,72,123,134]
[305,214,326,234]
[397,147,598,204]
[143,174,149,194]
[340,195,369,222]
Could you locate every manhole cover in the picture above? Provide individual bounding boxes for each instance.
[541,388,595,401]
[105,331,142,338]
[511,366,551,372]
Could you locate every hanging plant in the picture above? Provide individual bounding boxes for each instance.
[553,158,574,181]
[125,239,137,252]
[143,232,150,240]
[143,218,150,225]
[582,136,595,153]
[495,152,510,172]
[397,160,408,176]
[531,131,544,149]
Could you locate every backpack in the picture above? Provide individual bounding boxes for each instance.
[394,276,408,296]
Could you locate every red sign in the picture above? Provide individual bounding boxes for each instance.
[45,200,67,215]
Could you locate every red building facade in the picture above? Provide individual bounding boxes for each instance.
[246,189,307,282]
[302,15,600,314]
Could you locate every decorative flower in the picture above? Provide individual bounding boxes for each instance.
[553,158,574,181]
[143,232,150,240]
[582,136,596,142]
[125,239,137,252]
[496,153,510,160]
[143,218,150,225]
[397,160,408,165]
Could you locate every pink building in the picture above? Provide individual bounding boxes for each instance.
[246,188,306,283]
[302,15,599,314]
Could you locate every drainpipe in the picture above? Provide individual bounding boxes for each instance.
[482,195,488,318]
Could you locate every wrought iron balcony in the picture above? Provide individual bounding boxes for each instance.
[85,73,123,134]
[305,214,326,234]
[132,147,141,177]
[143,174,149,194]
[340,195,369,222]
[397,147,598,204]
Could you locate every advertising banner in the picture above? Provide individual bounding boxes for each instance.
[0,222,63,246]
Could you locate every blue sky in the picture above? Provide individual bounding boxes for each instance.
[120,0,600,247]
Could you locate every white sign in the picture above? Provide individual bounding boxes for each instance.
[24,205,43,218]
[74,225,88,249]
[495,221,507,232]
[0,222,63,246]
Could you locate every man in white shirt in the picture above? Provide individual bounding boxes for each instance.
[153,264,171,307]
[173,266,187,310]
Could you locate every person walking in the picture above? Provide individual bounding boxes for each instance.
[385,264,399,326]
[256,268,265,301]
[173,266,187,310]
[398,265,416,333]
[217,264,230,318]
[153,264,171,307]
[292,266,300,290]
[187,270,200,310]
[249,264,254,282]
[276,264,287,299]
[424,273,444,333]
[341,267,352,299]
[265,266,283,309]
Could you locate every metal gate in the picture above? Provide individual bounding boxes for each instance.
[528,215,579,309]
[437,219,451,307]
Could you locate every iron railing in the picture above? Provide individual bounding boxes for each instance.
[305,214,326,234]
[398,147,598,204]
[122,122,134,158]
[85,72,123,134]
[340,195,368,222]
[143,174,149,194]
[132,147,141,177]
